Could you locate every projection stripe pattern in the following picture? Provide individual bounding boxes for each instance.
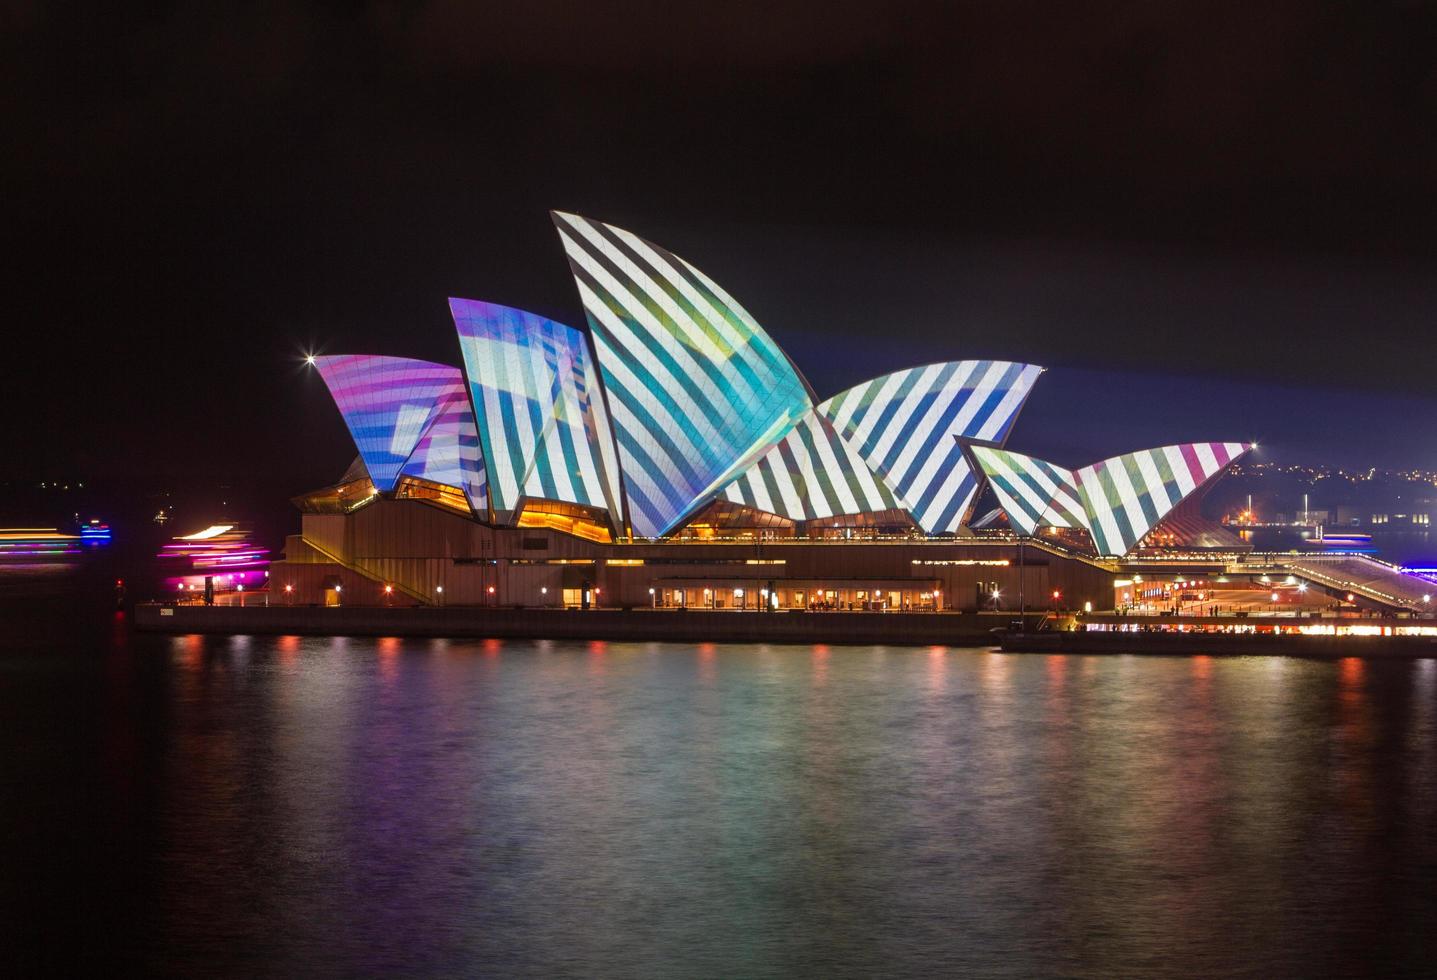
[819,361,1043,533]
[970,447,1087,536]
[397,380,487,512]
[553,211,813,537]
[314,355,472,492]
[1074,442,1251,555]
[720,412,900,520]
[451,299,623,523]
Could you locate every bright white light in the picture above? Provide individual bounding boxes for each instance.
[436,585,443,593]
[179,524,234,541]
[1425,595,1432,603]
[1298,583,1308,593]
[1271,592,1279,602]
[334,584,342,592]
[304,354,316,366]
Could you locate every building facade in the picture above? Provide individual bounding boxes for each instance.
[276,213,1253,609]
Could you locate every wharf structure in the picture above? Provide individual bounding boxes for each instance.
[262,212,1433,624]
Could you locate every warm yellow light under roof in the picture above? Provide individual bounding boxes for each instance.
[179,525,235,541]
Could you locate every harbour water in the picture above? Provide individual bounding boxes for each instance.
[5,579,1435,976]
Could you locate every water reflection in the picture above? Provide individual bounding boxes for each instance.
[16,638,1436,977]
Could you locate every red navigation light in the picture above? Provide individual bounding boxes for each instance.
[115,579,123,587]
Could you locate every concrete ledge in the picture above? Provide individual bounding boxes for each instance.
[998,630,1437,658]
[135,603,1009,645]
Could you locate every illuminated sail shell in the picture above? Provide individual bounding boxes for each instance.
[970,447,1087,536]
[450,299,622,524]
[314,355,480,495]
[720,411,899,520]
[553,211,813,537]
[820,361,1042,533]
[1074,442,1251,555]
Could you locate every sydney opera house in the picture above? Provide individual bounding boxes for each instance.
[273,212,1257,612]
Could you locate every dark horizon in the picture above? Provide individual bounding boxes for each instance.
[6,3,1435,488]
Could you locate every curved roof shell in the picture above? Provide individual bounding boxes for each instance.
[314,355,483,497]
[450,299,623,524]
[1074,442,1251,556]
[820,361,1043,533]
[553,211,813,537]
[971,447,1088,536]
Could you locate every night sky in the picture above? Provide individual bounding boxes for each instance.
[8,2,1435,490]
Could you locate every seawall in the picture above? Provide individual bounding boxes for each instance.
[134,603,1010,645]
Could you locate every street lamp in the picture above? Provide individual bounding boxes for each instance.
[734,587,744,610]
